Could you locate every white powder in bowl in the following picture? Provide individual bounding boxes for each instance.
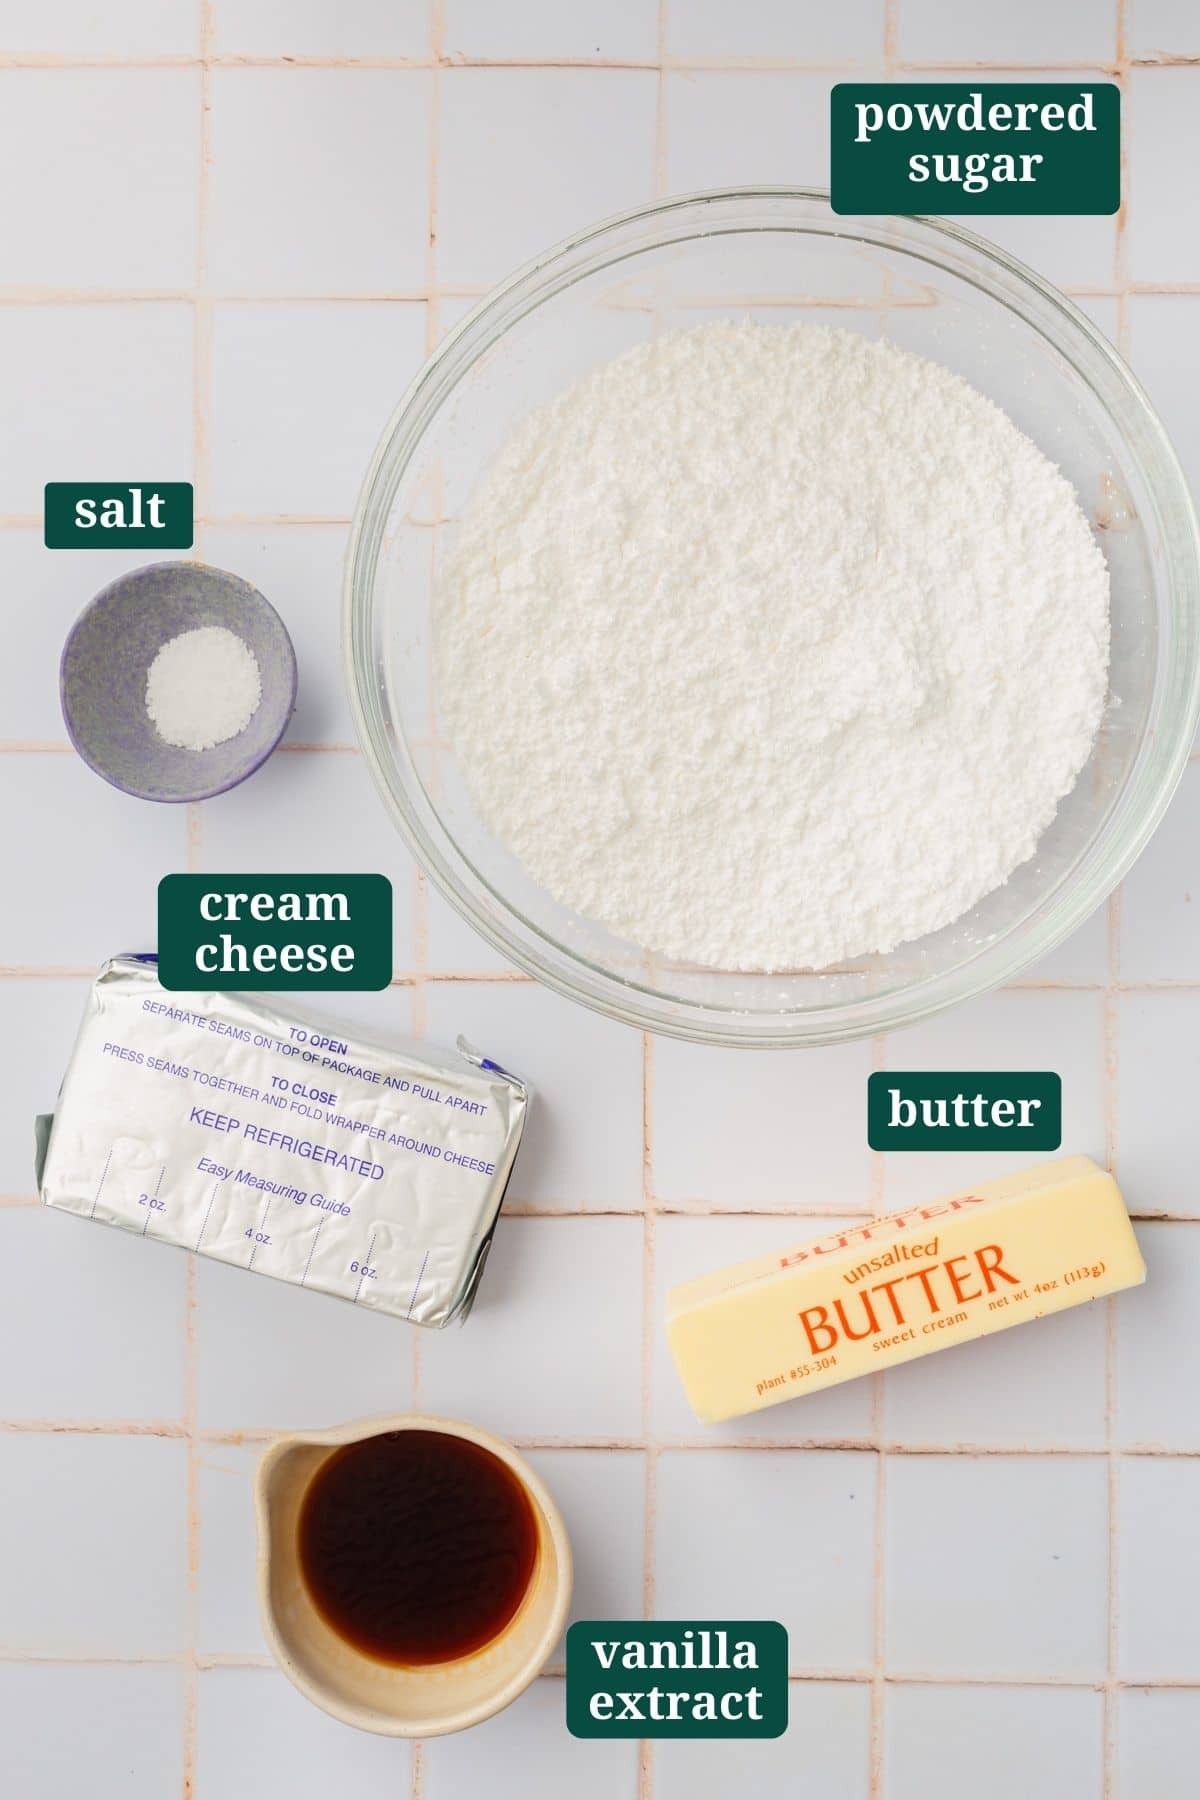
[435,320,1110,973]
[146,625,262,751]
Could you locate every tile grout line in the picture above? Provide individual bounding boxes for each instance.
[0,46,1192,89]
[2,1650,1198,1690]
[422,0,445,860]
[182,7,213,1794]
[869,1032,889,1795]
[1105,8,1130,1784]
[1113,0,1132,358]
[640,21,667,1789]
[1104,890,1123,1799]
[26,739,1200,776]
[654,0,668,200]
[870,23,897,1780]
[183,0,212,917]
[2,1650,1199,1688]
[411,1,446,1063]
[2,281,1200,308]
[6,1414,1200,1455]
[411,12,443,1797]
[7,52,1194,72]
[22,739,1200,774]
[15,1193,1200,1223]
[183,1257,201,1800]
[25,966,1200,994]
[638,1026,657,1800]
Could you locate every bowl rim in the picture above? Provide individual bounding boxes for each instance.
[345,185,1200,1047]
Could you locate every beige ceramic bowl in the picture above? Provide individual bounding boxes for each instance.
[255,1413,573,1737]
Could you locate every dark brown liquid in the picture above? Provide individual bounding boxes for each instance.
[297,1430,539,1666]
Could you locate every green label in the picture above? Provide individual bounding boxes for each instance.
[158,874,392,991]
[831,83,1120,214]
[868,1072,1062,1151]
[565,1622,788,1739]
[44,481,194,548]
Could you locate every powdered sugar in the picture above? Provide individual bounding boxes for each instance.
[435,320,1109,972]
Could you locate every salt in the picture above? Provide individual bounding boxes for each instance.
[145,625,262,751]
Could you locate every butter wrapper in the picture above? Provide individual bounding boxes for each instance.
[666,1155,1145,1422]
[36,956,528,1327]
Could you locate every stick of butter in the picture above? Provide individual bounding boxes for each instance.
[665,1156,1145,1424]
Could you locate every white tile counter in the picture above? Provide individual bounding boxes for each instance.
[2,2,1199,1795]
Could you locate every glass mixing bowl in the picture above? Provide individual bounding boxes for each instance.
[345,188,1200,1047]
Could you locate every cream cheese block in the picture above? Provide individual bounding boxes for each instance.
[665,1156,1145,1424]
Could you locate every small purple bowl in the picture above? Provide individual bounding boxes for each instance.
[61,561,298,803]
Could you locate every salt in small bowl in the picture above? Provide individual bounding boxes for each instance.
[60,560,297,803]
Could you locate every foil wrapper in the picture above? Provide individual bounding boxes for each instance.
[36,956,528,1327]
